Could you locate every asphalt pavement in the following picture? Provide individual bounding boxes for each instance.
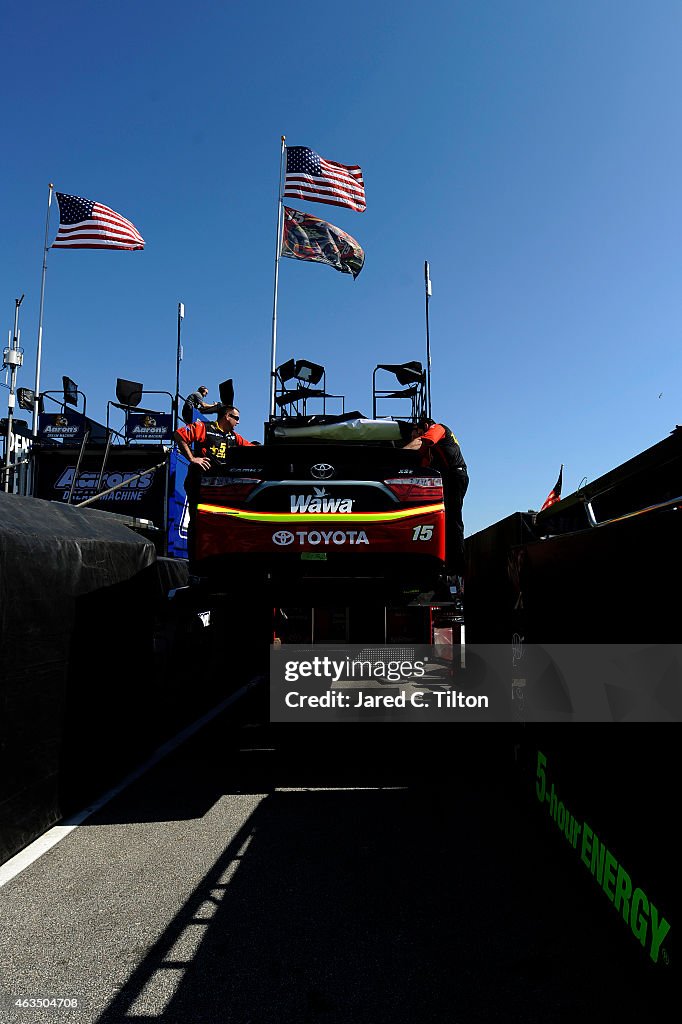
[0,684,672,1023]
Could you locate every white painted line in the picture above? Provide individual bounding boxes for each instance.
[0,825,81,887]
[0,677,262,890]
[275,786,408,792]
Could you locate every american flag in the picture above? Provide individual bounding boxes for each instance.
[283,147,366,213]
[53,193,145,250]
[540,465,563,511]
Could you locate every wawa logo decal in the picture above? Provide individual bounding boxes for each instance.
[290,487,354,513]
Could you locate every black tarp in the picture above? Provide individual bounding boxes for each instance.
[0,492,156,864]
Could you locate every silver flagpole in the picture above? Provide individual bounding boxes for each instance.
[33,183,54,437]
[269,136,286,419]
[424,260,432,418]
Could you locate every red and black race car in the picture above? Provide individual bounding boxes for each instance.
[193,419,447,604]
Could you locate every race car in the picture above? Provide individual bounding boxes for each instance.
[193,418,447,604]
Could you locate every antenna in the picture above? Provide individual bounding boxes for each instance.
[424,261,432,418]
[175,301,185,431]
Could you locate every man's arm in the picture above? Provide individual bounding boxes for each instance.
[421,424,445,445]
[173,425,211,470]
[404,423,445,450]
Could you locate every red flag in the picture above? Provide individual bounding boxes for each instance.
[541,465,563,511]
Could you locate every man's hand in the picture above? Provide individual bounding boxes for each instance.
[190,455,211,470]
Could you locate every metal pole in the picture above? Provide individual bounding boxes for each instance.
[4,295,24,492]
[162,447,170,555]
[424,260,432,419]
[0,458,29,481]
[269,136,286,419]
[175,302,184,431]
[33,184,54,437]
[95,427,113,493]
[67,429,90,504]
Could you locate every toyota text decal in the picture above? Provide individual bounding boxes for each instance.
[272,529,369,546]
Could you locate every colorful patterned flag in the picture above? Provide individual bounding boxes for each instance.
[284,147,366,213]
[53,193,145,250]
[540,465,563,511]
[281,207,364,279]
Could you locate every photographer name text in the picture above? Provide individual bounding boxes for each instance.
[284,690,488,709]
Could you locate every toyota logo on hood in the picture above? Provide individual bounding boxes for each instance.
[310,463,334,480]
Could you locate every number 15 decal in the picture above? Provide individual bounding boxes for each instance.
[412,524,434,541]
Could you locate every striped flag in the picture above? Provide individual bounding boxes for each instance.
[283,146,366,213]
[53,193,145,250]
[540,465,563,511]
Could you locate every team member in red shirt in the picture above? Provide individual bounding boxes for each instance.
[404,417,469,577]
[174,404,254,562]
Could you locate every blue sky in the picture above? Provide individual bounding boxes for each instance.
[3,1,682,536]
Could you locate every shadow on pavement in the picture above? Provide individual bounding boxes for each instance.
[89,719,668,1023]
